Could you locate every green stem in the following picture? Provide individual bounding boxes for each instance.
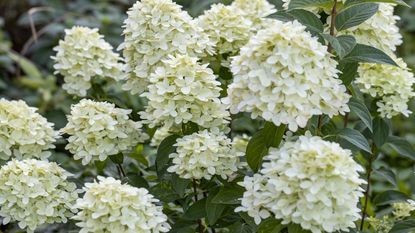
[360,144,377,231]
[193,180,204,233]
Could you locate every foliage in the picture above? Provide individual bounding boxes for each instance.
[0,0,415,233]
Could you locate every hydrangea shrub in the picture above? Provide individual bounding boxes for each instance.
[1,0,415,232]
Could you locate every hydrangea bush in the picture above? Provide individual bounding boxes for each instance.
[1,0,415,232]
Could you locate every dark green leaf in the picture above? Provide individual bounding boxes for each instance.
[349,98,373,132]
[374,167,397,186]
[212,183,245,205]
[258,218,284,233]
[109,153,124,164]
[183,198,207,220]
[342,44,398,66]
[268,12,295,22]
[337,128,371,153]
[321,34,356,58]
[182,122,199,135]
[219,66,233,80]
[156,135,180,177]
[150,181,181,202]
[373,190,409,206]
[127,174,149,189]
[387,136,415,160]
[338,62,358,85]
[246,123,286,172]
[344,0,410,8]
[287,9,324,33]
[288,0,332,9]
[206,189,226,225]
[171,174,190,197]
[390,220,415,233]
[128,144,148,166]
[336,3,378,31]
[373,117,390,147]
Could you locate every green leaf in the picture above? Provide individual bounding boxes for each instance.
[337,128,371,153]
[390,220,415,233]
[8,51,42,80]
[246,123,286,172]
[374,167,397,186]
[373,117,390,147]
[171,174,190,198]
[181,122,199,135]
[349,98,373,132]
[127,174,149,189]
[150,181,181,202]
[335,3,378,31]
[156,135,180,177]
[344,0,410,8]
[288,0,332,9]
[109,153,124,164]
[212,183,245,205]
[287,9,324,33]
[183,198,207,220]
[387,136,415,160]
[321,34,356,58]
[206,189,226,225]
[338,62,358,85]
[342,44,398,66]
[373,190,409,206]
[258,218,284,233]
[128,144,148,167]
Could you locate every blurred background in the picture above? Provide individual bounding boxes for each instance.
[0,1,414,231]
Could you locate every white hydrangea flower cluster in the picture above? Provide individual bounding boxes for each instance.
[119,0,213,95]
[0,98,59,160]
[140,54,229,129]
[196,0,275,57]
[232,134,250,155]
[73,176,170,233]
[355,58,415,118]
[0,159,78,233]
[61,99,149,165]
[167,129,242,180]
[341,4,402,54]
[368,200,415,233]
[52,26,123,97]
[228,20,350,132]
[236,133,365,233]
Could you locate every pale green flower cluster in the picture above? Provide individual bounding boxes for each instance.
[356,57,415,118]
[119,0,214,95]
[0,159,78,233]
[52,26,123,97]
[0,98,59,160]
[232,134,250,155]
[61,99,149,165]
[167,129,242,180]
[237,133,365,233]
[73,176,170,233]
[342,4,402,54]
[228,20,350,132]
[196,0,275,57]
[368,200,415,233]
[140,54,229,129]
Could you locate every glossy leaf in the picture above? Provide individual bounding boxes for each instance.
[349,98,373,132]
[336,3,378,31]
[337,128,371,153]
[373,190,409,206]
[342,44,398,66]
[387,136,415,160]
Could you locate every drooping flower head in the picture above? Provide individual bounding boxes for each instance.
[167,129,242,180]
[355,57,415,118]
[0,159,78,233]
[73,176,170,233]
[341,4,402,54]
[61,99,149,165]
[139,54,229,129]
[236,133,365,233]
[120,0,214,94]
[0,98,59,160]
[52,26,123,96]
[228,20,350,132]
